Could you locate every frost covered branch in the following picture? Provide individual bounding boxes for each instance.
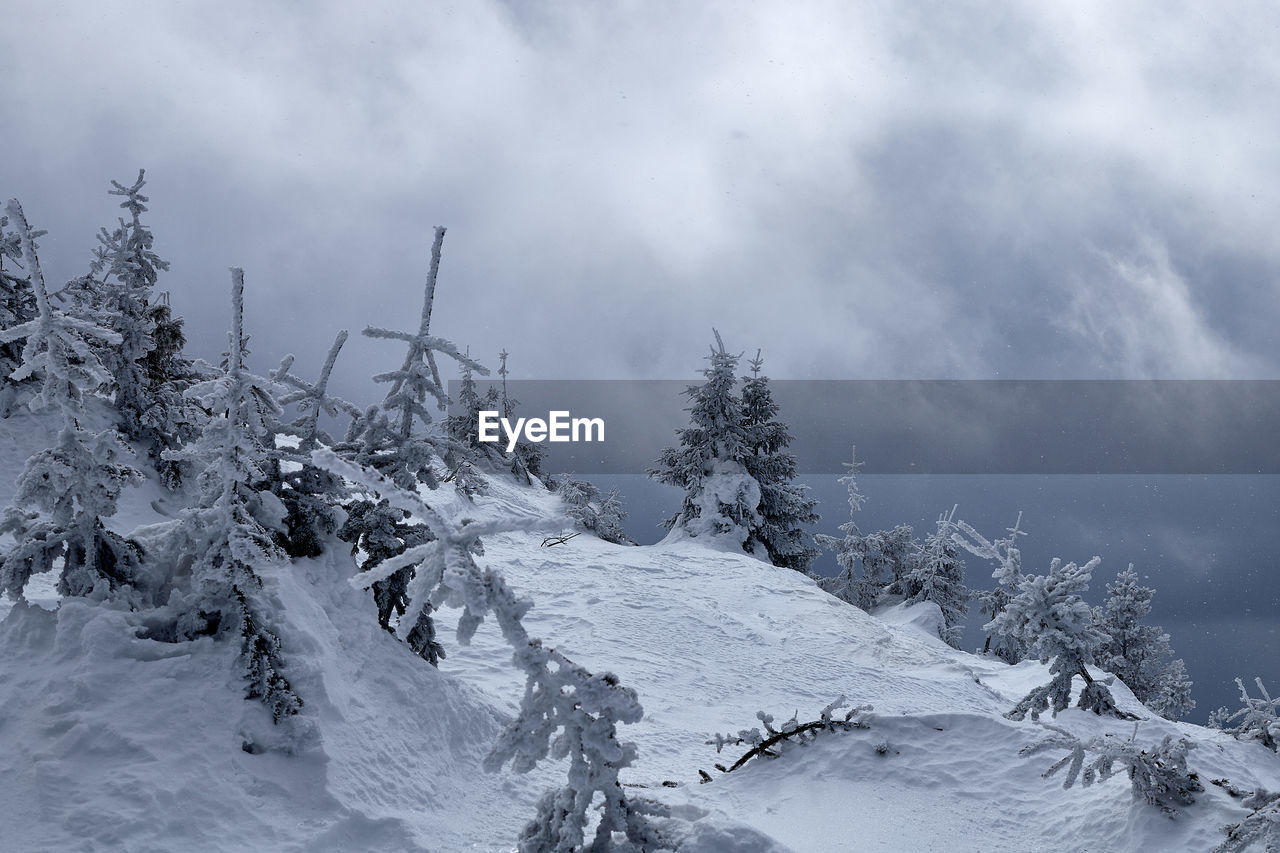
[703,697,873,778]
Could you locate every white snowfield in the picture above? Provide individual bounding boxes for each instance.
[1,439,1277,852]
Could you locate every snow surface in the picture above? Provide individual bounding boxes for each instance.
[2,415,1279,851]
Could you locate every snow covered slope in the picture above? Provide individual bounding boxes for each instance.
[1,450,1278,851]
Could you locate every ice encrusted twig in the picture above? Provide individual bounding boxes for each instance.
[702,696,874,779]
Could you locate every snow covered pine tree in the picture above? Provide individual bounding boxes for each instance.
[901,506,970,648]
[649,330,764,556]
[952,513,1028,663]
[337,226,488,663]
[163,269,303,729]
[1094,565,1195,720]
[990,556,1133,721]
[813,447,878,609]
[0,198,144,601]
[740,350,819,572]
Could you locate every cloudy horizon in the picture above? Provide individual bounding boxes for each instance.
[3,1,1278,722]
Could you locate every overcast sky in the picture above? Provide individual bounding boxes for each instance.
[3,2,1278,719]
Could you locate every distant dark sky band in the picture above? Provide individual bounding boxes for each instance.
[446,380,1280,475]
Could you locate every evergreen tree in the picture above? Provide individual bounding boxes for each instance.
[814,448,880,609]
[496,349,544,484]
[163,268,301,723]
[953,513,1027,663]
[0,211,38,414]
[874,523,923,600]
[0,199,144,601]
[649,330,763,555]
[740,350,819,572]
[338,227,482,657]
[1094,566,1195,720]
[348,226,488,491]
[990,556,1130,721]
[67,172,194,487]
[269,331,362,557]
[903,506,969,648]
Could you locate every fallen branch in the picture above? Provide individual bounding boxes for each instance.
[703,696,873,779]
[541,532,581,547]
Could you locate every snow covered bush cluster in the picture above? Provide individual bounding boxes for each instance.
[808,445,1194,720]
[0,178,662,850]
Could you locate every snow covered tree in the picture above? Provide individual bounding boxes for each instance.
[953,512,1027,663]
[555,474,635,545]
[0,198,144,601]
[496,349,545,484]
[312,448,670,851]
[0,211,38,414]
[1094,566,1195,720]
[989,556,1131,721]
[814,448,878,609]
[346,226,488,491]
[1021,724,1202,816]
[162,268,301,724]
[740,350,819,572]
[902,506,969,648]
[1212,677,1280,752]
[649,330,764,555]
[65,172,195,487]
[269,331,361,557]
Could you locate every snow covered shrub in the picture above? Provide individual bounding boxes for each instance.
[1214,678,1280,752]
[1021,724,1203,817]
[314,448,672,851]
[555,474,635,545]
[0,199,145,601]
[1216,788,1280,853]
[704,697,874,777]
[989,556,1132,721]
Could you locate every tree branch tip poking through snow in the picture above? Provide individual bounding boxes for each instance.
[1214,789,1280,853]
[1020,723,1202,817]
[703,698,874,778]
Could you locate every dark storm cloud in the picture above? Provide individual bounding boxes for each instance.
[4,1,1279,390]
